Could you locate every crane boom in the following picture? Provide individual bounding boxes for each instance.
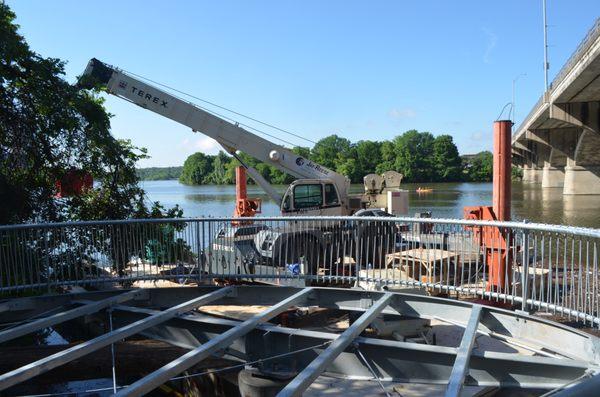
[78,59,350,204]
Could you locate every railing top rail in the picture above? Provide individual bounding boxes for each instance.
[2,216,599,239]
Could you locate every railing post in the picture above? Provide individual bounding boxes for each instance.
[44,229,50,293]
[354,220,360,288]
[521,220,530,312]
[195,220,201,284]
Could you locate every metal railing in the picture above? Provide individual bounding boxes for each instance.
[513,17,600,142]
[0,217,599,326]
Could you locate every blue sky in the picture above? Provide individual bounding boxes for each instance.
[7,0,599,167]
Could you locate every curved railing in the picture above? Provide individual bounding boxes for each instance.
[1,216,599,326]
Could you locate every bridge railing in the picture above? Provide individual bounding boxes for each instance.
[551,17,600,94]
[513,17,600,141]
[0,217,599,326]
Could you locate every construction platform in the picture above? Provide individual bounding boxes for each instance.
[0,285,599,396]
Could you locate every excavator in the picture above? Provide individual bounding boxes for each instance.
[78,58,408,278]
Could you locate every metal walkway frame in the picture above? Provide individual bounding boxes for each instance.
[0,286,599,396]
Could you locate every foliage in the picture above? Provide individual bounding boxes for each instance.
[463,151,493,182]
[137,166,182,181]
[0,3,189,285]
[511,165,523,181]
[310,134,352,171]
[177,131,493,186]
[179,152,213,185]
[432,135,462,182]
[0,3,180,225]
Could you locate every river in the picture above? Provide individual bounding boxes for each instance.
[140,180,600,228]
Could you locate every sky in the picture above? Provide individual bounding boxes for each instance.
[6,0,600,167]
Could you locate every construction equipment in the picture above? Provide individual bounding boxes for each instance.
[78,59,408,274]
[78,58,407,218]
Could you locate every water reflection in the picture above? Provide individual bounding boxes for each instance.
[141,180,600,228]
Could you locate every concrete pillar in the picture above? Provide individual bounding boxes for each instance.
[563,165,600,194]
[522,164,542,184]
[541,164,565,188]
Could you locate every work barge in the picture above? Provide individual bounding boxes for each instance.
[1,215,600,396]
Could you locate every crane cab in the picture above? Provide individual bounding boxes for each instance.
[280,179,346,216]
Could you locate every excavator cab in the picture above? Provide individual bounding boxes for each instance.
[280,179,344,216]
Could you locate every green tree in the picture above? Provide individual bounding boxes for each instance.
[205,151,231,184]
[179,152,213,185]
[375,140,396,175]
[0,3,177,224]
[137,166,183,181]
[310,135,352,171]
[464,151,493,182]
[292,146,311,159]
[355,140,381,177]
[432,135,462,182]
[0,3,188,282]
[511,165,523,181]
[392,130,435,182]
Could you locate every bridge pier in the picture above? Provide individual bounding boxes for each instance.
[563,165,600,195]
[541,165,565,188]
[522,164,542,184]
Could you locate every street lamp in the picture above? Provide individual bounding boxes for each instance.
[512,73,527,123]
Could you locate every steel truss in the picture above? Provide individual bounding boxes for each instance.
[0,286,599,396]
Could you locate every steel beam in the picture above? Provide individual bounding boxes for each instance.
[445,305,483,397]
[277,292,394,397]
[0,286,233,391]
[115,287,314,397]
[111,303,594,389]
[0,289,145,344]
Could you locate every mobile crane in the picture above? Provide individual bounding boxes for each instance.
[78,59,407,276]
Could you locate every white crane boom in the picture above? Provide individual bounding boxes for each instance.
[79,59,350,205]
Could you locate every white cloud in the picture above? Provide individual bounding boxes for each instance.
[193,137,220,153]
[482,27,497,64]
[388,108,417,119]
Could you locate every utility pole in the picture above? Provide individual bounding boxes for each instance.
[543,0,549,91]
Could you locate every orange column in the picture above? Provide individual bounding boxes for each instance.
[234,166,247,218]
[235,166,247,202]
[492,120,512,221]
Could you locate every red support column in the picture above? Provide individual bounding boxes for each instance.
[492,120,512,221]
[233,166,261,222]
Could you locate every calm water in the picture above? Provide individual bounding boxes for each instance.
[141,180,600,228]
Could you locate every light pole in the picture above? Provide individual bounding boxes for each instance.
[512,73,527,123]
[543,0,549,91]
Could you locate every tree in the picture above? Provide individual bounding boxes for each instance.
[205,151,231,184]
[0,3,187,283]
[432,135,462,182]
[0,3,177,224]
[292,146,311,159]
[310,135,352,171]
[355,140,381,177]
[375,140,396,175]
[464,151,493,182]
[179,152,213,185]
[137,166,183,181]
[392,130,435,182]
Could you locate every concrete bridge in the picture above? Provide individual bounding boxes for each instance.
[512,18,600,194]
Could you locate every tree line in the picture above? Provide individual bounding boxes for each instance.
[171,131,495,185]
[137,166,183,181]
